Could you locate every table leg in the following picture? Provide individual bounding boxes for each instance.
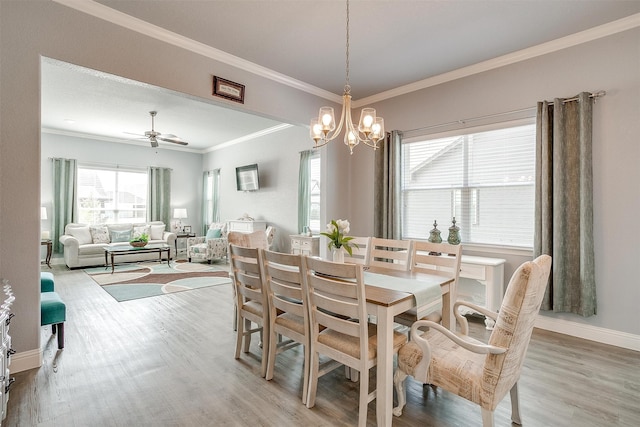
[110,253,115,274]
[375,305,394,427]
[442,285,452,331]
[45,241,52,268]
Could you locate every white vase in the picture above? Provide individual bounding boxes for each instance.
[332,248,345,263]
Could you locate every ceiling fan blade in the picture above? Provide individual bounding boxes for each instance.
[158,136,189,146]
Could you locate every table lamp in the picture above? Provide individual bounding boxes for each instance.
[173,208,187,232]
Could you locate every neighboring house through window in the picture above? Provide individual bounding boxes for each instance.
[401,121,536,248]
[77,165,148,224]
[309,152,321,233]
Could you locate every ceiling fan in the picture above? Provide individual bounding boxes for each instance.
[126,111,188,148]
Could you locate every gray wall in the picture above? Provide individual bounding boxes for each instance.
[202,125,310,253]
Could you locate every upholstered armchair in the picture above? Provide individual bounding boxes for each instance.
[393,255,552,427]
[187,222,229,263]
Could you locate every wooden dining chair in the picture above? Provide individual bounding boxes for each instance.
[229,243,269,377]
[395,241,462,329]
[342,236,371,265]
[393,255,552,427]
[228,231,270,331]
[368,237,413,271]
[261,249,311,404]
[303,256,407,427]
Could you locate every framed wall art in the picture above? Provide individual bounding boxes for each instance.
[213,76,245,103]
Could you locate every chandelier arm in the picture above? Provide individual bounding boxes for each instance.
[322,93,349,143]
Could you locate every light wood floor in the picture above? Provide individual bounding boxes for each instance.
[5,261,640,426]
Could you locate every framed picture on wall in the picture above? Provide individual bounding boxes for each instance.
[213,76,245,103]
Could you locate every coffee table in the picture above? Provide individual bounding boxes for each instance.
[104,243,171,273]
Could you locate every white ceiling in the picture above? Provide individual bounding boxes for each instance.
[42,0,640,152]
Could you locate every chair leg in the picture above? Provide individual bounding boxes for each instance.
[243,319,252,353]
[265,327,278,381]
[481,408,495,427]
[301,342,310,405]
[234,312,244,359]
[56,323,65,349]
[393,368,408,417]
[306,350,320,409]
[510,382,522,425]
[358,367,369,427]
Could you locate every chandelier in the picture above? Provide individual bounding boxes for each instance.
[310,0,385,154]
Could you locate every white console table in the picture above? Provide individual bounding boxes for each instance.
[228,220,267,234]
[290,235,320,256]
[457,255,506,329]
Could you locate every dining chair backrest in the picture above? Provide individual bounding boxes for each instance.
[304,257,368,344]
[343,236,371,265]
[369,237,413,271]
[228,230,268,250]
[411,241,462,282]
[261,249,310,402]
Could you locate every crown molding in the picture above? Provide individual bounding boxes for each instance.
[53,1,639,108]
[41,127,205,153]
[354,13,640,107]
[205,124,294,153]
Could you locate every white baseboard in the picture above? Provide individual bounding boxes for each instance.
[535,316,640,352]
[9,348,42,374]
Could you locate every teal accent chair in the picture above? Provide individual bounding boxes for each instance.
[40,272,66,349]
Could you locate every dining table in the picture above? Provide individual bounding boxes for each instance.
[362,265,455,427]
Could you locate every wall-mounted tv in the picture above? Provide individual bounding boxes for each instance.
[236,164,260,191]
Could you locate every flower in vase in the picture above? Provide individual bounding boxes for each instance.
[320,219,358,255]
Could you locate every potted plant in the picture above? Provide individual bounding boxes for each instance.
[129,233,149,248]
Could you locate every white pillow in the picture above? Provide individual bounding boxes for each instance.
[150,224,165,240]
[68,226,92,245]
[90,225,110,244]
[133,225,151,239]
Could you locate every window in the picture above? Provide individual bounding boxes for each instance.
[203,169,221,233]
[309,153,321,233]
[77,166,147,224]
[401,122,536,248]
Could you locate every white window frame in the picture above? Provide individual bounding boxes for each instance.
[77,164,148,224]
[400,118,536,250]
[309,152,321,234]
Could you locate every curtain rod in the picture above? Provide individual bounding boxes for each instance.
[48,158,172,171]
[403,90,606,135]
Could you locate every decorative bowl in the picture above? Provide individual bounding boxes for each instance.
[130,241,148,248]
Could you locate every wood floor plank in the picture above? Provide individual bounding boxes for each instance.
[4,263,639,426]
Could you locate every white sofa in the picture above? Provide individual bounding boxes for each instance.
[59,221,177,269]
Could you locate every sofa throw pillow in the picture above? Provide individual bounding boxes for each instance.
[110,229,132,243]
[133,225,151,239]
[90,225,110,244]
[206,228,222,241]
[68,226,92,245]
[150,224,165,240]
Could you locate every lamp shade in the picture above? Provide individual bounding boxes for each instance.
[41,207,47,220]
[173,208,187,219]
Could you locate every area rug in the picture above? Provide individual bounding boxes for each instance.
[84,261,231,302]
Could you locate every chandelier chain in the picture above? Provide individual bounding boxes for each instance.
[345,0,350,93]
